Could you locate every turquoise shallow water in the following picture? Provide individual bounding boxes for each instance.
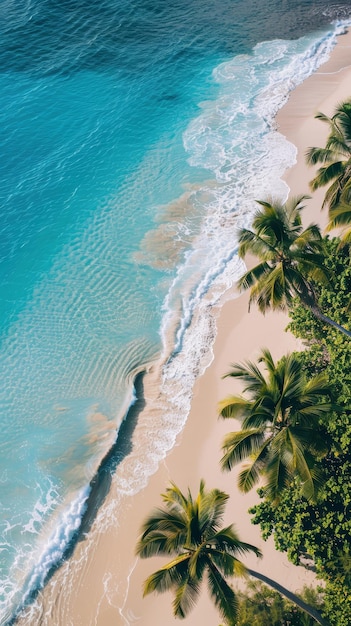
[1,0,351,621]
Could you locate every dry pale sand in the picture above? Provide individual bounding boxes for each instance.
[18,27,351,626]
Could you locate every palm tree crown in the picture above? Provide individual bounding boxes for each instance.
[237,196,351,337]
[219,349,333,503]
[237,195,327,311]
[136,482,329,626]
[136,481,261,625]
[306,100,351,212]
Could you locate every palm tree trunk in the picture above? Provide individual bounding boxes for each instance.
[308,304,351,338]
[296,279,351,338]
[247,568,328,626]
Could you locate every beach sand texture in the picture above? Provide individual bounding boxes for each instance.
[18,28,351,626]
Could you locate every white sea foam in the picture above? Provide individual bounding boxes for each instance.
[0,486,89,624]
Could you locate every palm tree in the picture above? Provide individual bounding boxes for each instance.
[306,100,351,211]
[236,195,351,337]
[136,481,328,626]
[219,349,333,503]
[136,481,260,625]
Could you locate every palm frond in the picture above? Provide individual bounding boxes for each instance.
[338,226,351,246]
[339,174,351,203]
[296,405,333,422]
[172,573,202,619]
[237,228,274,259]
[257,347,276,374]
[329,203,351,224]
[187,551,207,585]
[206,562,239,626]
[221,429,266,471]
[209,549,248,578]
[162,482,190,511]
[234,196,334,314]
[143,553,191,596]
[237,435,273,493]
[281,266,314,304]
[284,194,311,217]
[326,134,351,156]
[136,509,187,557]
[334,101,351,143]
[303,371,331,395]
[305,146,336,165]
[252,264,291,312]
[137,481,264,624]
[136,531,180,559]
[223,359,267,389]
[198,487,230,537]
[306,101,351,211]
[297,260,330,283]
[219,344,336,500]
[252,204,290,242]
[285,432,320,502]
[209,526,262,560]
[240,407,274,430]
[237,262,272,293]
[314,111,333,124]
[261,450,292,503]
[293,223,323,249]
[218,396,254,420]
[300,463,325,502]
[309,160,345,191]
[289,425,330,457]
[323,177,344,210]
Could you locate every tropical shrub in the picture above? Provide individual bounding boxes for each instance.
[236,581,324,626]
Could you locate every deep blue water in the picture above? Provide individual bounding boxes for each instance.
[1,0,350,622]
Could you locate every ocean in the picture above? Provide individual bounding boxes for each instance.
[1,0,350,622]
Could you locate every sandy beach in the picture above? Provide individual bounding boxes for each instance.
[18,27,351,626]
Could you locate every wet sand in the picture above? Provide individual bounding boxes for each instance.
[18,27,351,626]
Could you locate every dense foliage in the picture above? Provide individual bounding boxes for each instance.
[235,581,324,626]
[250,238,351,626]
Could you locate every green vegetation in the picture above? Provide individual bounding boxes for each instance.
[219,349,333,503]
[249,239,351,625]
[236,581,324,626]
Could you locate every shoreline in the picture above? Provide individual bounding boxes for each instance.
[16,26,351,626]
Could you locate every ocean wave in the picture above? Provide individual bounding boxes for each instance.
[1,484,89,625]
